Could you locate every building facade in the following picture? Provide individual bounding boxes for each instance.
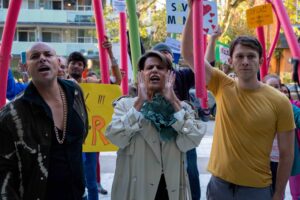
[0,0,101,67]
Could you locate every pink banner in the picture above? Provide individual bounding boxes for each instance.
[273,1,300,80]
[0,0,22,108]
[256,27,268,80]
[93,0,110,84]
[119,12,128,95]
[193,0,208,109]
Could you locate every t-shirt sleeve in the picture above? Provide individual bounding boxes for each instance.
[207,67,233,96]
[276,97,296,133]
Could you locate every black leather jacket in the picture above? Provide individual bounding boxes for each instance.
[0,79,88,200]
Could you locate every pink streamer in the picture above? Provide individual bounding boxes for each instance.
[0,0,22,108]
[193,0,208,109]
[119,12,128,95]
[93,0,110,84]
[256,27,268,80]
[265,0,281,68]
[203,34,207,54]
[272,1,300,80]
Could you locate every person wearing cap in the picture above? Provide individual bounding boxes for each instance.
[105,50,206,200]
[152,42,201,200]
[67,39,121,200]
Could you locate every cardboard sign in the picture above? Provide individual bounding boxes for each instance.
[215,41,230,64]
[246,3,273,28]
[165,37,181,54]
[113,0,126,12]
[166,0,218,34]
[81,84,122,152]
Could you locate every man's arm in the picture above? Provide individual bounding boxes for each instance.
[0,113,20,199]
[181,0,213,84]
[205,26,222,64]
[273,130,294,200]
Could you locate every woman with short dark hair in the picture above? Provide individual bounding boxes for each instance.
[105,51,206,200]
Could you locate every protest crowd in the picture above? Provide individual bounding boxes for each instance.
[0,0,300,200]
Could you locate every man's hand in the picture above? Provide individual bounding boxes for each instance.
[18,61,29,83]
[187,0,193,8]
[272,192,283,200]
[211,25,222,40]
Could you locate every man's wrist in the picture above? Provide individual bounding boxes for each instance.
[111,57,118,65]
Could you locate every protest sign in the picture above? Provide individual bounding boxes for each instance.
[166,0,218,34]
[215,41,230,64]
[246,3,273,28]
[113,0,126,12]
[81,84,122,152]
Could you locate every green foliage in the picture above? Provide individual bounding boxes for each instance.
[219,1,255,45]
[104,6,121,43]
[282,72,292,83]
[103,0,165,49]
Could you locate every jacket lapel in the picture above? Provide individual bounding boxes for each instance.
[140,120,161,163]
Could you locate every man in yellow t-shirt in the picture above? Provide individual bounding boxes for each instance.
[181,3,295,200]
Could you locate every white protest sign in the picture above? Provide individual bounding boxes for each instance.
[166,0,218,34]
[165,37,181,54]
[216,42,230,64]
[113,0,126,12]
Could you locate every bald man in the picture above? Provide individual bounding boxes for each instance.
[0,42,88,200]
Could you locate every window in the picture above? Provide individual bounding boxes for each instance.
[63,29,77,43]
[77,29,96,43]
[0,27,3,40]
[78,0,92,11]
[42,28,62,42]
[64,0,76,10]
[28,0,37,9]
[3,0,9,8]
[52,0,62,10]
[39,0,52,9]
[17,28,36,42]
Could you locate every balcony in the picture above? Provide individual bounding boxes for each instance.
[11,41,99,57]
[0,9,94,25]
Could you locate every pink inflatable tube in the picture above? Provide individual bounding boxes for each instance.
[193,0,208,108]
[272,1,300,79]
[256,27,268,80]
[119,12,128,95]
[0,0,22,108]
[93,0,110,84]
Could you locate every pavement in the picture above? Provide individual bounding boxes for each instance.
[98,120,293,199]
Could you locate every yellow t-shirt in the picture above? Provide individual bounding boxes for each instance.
[207,68,295,187]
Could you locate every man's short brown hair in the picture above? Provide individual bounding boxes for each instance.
[229,36,263,58]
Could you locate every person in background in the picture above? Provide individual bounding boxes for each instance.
[281,83,300,200]
[68,41,122,85]
[68,39,120,200]
[6,67,28,100]
[86,70,108,195]
[263,75,295,192]
[105,50,206,200]
[0,42,88,200]
[57,56,68,79]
